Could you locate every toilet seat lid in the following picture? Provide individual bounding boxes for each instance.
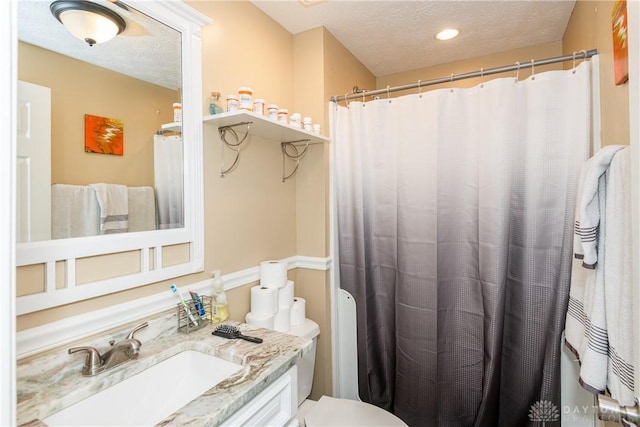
[304,396,408,427]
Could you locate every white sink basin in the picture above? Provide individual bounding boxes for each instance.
[43,350,242,426]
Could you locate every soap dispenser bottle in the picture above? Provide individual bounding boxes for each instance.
[211,270,229,323]
[209,92,224,115]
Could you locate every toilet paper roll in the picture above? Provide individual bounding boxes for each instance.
[259,260,288,288]
[274,306,291,332]
[290,297,306,326]
[245,312,275,329]
[278,280,295,308]
[250,285,278,315]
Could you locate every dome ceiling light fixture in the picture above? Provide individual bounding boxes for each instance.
[50,0,126,47]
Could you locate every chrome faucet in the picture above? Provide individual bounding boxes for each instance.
[68,322,149,376]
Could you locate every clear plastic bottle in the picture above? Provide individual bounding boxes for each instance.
[211,270,229,323]
[209,92,224,115]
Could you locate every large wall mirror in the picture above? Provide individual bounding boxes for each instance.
[15,0,209,315]
[17,0,183,243]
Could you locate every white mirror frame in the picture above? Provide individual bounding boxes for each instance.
[15,0,210,315]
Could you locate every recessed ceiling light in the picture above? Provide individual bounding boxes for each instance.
[298,0,327,6]
[435,28,459,41]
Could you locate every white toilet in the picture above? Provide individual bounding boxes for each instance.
[288,319,407,427]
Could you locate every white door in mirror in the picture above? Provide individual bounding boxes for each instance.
[43,350,242,426]
[16,80,51,243]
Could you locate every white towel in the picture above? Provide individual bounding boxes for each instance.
[128,186,157,232]
[565,160,608,394]
[51,184,100,238]
[574,145,626,268]
[564,145,634,403]
[89,183,129,234]
[604,146,635,406]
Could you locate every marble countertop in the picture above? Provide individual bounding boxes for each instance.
[17,310,311,426]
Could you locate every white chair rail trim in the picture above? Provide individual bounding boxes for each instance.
[16,255,332,359]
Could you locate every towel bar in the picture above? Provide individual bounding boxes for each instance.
[597,394,640,424]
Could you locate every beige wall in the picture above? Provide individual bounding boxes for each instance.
[563,0,630,147]
[18,41,177,187]
[290,26,374,399]
[292,27,332,400]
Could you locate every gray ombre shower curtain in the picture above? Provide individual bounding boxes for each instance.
[331,60,593,426]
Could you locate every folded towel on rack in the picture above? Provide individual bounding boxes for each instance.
[564,145,634,404]
[89,183,129,234]
[603,146,635,406]
[51,184,100,238]
[128,186,156,232]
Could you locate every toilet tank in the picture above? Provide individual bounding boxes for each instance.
[288,319,320,406]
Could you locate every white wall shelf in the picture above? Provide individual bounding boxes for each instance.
[161,122,182,132]
[203,111,329,181]
[204,111,329,144]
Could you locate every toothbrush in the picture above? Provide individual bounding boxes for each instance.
[189,290,207,319]
[171,284,199,326]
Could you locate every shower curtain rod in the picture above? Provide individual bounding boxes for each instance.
[329,48,598,103]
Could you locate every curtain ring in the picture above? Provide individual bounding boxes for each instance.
[386,85,391,103]
[579,49,588,68]
[530,59,535,80]
[572,51,577,70]
[362,90,366,104]
[480,68,484,88]
[344,92,349,108]
[515,61,520,82]
[417,79,422,97]
[450,73,454,92]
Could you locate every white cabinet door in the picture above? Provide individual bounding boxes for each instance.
[221,366,297,427]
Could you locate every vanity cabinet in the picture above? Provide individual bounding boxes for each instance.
[220,366,298,427]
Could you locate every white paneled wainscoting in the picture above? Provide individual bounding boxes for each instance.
[16,255,331,359]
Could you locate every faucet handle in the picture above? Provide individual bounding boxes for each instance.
[126,322,149,340]
[68,346,103,375]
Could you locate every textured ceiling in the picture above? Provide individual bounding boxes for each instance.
[17,0,181,90]
[250,0,576,77]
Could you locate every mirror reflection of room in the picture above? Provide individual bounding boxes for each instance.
[16,0,183,243]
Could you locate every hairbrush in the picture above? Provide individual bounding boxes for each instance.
[212,324,263,343]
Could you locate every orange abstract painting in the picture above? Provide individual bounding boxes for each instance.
[612,0,629,85]
[84,114,124,155]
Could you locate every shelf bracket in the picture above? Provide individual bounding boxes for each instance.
[219,121,252,177]
[281,139,312,182]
